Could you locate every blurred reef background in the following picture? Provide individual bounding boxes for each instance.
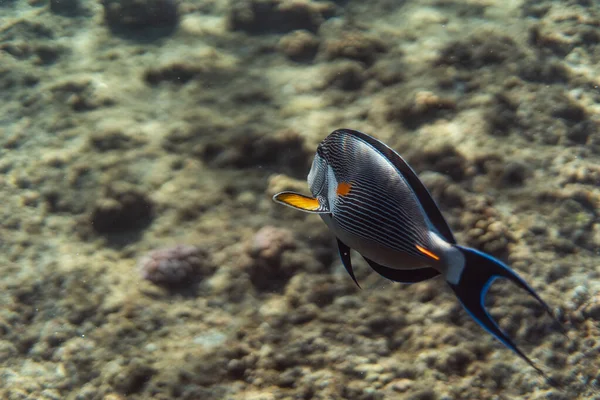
[0,0,599,399]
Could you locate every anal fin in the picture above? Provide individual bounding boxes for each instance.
[363,257,440,283]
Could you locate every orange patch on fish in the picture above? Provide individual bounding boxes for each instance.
[416,245,440,261]
[336,182,352,196]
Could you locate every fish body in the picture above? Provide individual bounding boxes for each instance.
[273,128,561,374]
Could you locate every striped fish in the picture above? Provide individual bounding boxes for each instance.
[273,128,563,375]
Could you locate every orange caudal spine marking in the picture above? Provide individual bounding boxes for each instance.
[416,245,440,261]
[336,182,352,196]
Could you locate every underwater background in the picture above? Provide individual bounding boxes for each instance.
[0,0,599,399]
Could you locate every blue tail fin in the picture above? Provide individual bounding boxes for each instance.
[447,245,562,375]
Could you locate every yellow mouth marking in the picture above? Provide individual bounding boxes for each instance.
[416,245,440,261]
[336,182,352,196]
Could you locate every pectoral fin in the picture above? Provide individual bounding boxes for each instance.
[363,257,440,283]
[272,191,329,213]
[337,239,360,288]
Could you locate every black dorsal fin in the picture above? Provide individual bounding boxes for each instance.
[334,129,456,244]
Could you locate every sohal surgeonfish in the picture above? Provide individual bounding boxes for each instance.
[273,128,562,374]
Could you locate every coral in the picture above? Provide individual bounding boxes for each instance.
[285,273,355,309]
[459,196,514,258]
[91,183,154,234]
[368,59,405,86]
[322,61,366,91]
[418,172,467,210]
[144,62,204,86]
[551,197,596,250]
[245,226,298,291]
[105,358,156,395]
[485,93,520,137]
[490,86,594,146]
[323,31,387,66]
[2,0,600,398]
[203,129,311,178]
[562,162,600,185]
[278,30,320,62]
[49,77,115,112]
[582,293,600,321]
[266,174,306,199]
[49,0,86,17]
[88,125,144,152]
[138,244,214,287]
[418,142,467,182]
[227,0,335,34]
[249,226,295,262]
[436,33,521,69]
[473,153,529,187]
[101,0,179,38]
[501,161,529,186]
[383,90,456,130]
[526,2,600,58]
[324,32,387,65]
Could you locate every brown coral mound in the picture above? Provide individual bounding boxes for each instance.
[138,245,214,287]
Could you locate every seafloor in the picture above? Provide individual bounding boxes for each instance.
[0,0,599,399]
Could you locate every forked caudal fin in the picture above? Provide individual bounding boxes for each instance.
[447,245,564,376]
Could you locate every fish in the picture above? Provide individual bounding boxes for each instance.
[272,128,563,375]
